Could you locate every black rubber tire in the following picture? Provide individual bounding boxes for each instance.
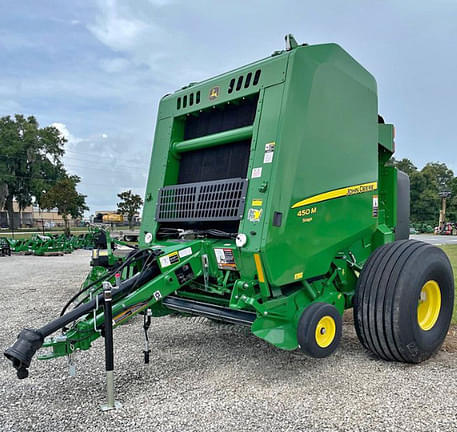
[297,302,342,358]
[354,240,454,363]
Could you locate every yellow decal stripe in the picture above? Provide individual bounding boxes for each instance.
[253,253,265,283]
[291,181,378,209]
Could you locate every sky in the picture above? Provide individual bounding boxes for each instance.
[1,0,456,214]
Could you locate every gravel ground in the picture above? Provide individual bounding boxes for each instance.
[1,251,457,432]
[410,234,457,246]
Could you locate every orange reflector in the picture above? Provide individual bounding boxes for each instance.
[254,253,265,283]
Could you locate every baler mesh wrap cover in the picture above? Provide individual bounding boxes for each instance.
[155,178,248,222]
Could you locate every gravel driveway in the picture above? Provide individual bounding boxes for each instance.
[1,251,457,432]
[410,234,457,246]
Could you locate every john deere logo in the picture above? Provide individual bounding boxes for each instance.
[209,86,220,100]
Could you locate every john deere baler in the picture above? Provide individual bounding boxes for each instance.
[5,35,454,381]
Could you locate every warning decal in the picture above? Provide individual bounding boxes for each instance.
[251,167,262,178]
[113,301,148,325]
[248,208,262,222]
[178,247,192,258]
[372,195,379,217]
[263,142,275,164]
[159,251,180,268]
[214,248,237,270]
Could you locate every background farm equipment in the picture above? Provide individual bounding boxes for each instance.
[93,212,124,226]
[7,233,72,255]
[0,237,11,256]
[2,226,121,256]
[5,35,454,392]
[435,222,457,235]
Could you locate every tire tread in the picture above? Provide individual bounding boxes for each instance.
[354,240,451,363]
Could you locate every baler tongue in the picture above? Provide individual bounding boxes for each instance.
[4,241,207,377]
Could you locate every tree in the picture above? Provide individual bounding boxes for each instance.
[391,159,456,225]
[117,190,143,229]
[421,162,454,193]
[419,163,454,225]
[392,158,425,223]
[0,115,66,230]
[40,175,88,236]
[393,158,417,176]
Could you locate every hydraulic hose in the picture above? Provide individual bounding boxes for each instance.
[71,248,156,311]
[60,248,150,316]
[4,266,158,379]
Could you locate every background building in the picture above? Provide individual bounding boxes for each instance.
[0,201,76,229]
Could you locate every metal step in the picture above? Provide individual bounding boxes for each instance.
[162,296,256,326]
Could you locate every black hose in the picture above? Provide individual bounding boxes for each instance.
[4,265,158,379]
[69,249,153,312]
[59,248,148,316]
[44,267,156,336]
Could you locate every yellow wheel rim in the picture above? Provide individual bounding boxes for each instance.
[315,315,336,348]
[417,280,441,331]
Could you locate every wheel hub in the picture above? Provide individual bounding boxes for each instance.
[417,280,441,331]
[315,315,336,348]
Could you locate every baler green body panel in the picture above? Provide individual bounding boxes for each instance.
[141,43,386,279]
[251,44,379,286]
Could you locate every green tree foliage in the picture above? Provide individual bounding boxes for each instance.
[392,158,455,225]
[40,175,88,236]
[0,114,66,229]
[117,190,143,229]
[393,158,417,176]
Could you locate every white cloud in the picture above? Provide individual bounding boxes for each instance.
[89,0,151,53]
[47,122,149,212]
[86,0,264,91]
[87,0,186,79]
[51,122,82,145]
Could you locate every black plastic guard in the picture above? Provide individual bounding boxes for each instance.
[4,328,44,379]
[396,170,410,240]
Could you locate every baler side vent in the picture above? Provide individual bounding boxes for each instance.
[156,178,248,222]
[177,90,201,110]
[228,69,261,94]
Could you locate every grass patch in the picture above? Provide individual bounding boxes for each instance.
[440,244,457,324]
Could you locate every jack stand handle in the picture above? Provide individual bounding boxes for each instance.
[100,282,122,411]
